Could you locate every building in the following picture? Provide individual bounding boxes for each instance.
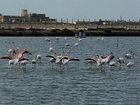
[29,13,46,22]
[0,15,26,23]
[30,13,45,18]
[29,13,56,23]
[0,9,57,23]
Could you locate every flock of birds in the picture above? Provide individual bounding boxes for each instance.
[0,37,136,71]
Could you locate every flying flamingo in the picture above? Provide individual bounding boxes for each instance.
[46,55,56,69]
[0,56,14,66]
[46,55,80,69]
[18,58,29,69]
[0,48,32,69]
[85,53,115,68]
[61,56,80,65]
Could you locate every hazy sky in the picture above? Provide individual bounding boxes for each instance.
[0,0,140,21]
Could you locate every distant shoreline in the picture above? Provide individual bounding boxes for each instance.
[0,29,140,37]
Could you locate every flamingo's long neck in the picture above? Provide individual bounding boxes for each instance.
[17,53,24,59]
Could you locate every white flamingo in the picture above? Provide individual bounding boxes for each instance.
[109,61,116,66]
[85,53,115,67]
[108,60,117,70]
[97,38,100,40]
[49,47,53,52]
[125,51,135,59]
[117,57,125,67]
[55,37,59,40]
[117,57,125,64]
[74,43,79,47]
[8,49,13,53]
[126,62,134,69]
[37,54,41,60]
[101,37,104,40]
[65,43,70,47]
[31,54,42,66]
[44,38,50,42]
[79,38,82,42]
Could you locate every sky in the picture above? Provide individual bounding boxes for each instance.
[0,0,140,21]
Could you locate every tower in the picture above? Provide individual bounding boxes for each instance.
[21,9,28,17]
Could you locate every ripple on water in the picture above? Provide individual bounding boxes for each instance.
[0,37,140,105]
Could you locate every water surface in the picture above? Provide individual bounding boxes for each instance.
[0,37,140,105]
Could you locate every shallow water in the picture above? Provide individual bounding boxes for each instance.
[0,37,140,105]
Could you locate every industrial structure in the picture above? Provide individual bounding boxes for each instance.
[0,9,140,37]
[0,9,57,23]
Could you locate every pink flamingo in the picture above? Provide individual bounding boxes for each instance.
[0,48,31,68]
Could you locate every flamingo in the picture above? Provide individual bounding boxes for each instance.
[116,57,125,67]
[99,53,115,65]
[125,51,135,59]
[30,59,37,69]
[117,57,125,64]
[109,61,116,66]
[11,48,32,59]
[85,53,115,67]
[126,62,134,69]
[44,38,50,42]
[22,49,32,55]
[8,49,12,53]
[46,55,80,69]
[31,54,42,67]
[55,37,59,40]
[97,38,100,40]
[85,55,99,65]
[101,37,104,40]
[108,60,117,70]
[14,48,31,68]
[61,56,80,65]
[55,55,80,70]
[46,55,64,69]
[18,58,29,69]
[85,55,106,68]
[46,55,56,63]
[0,48,32,69]
[36,54,42,63]
[0,48,16,65]
[0,56,14,66]
[46,55,56,69]
[61,56,80,70]
[74,43,79,47]
[65,43,70,47]
[64,37,67,40]
[36,54,41,60]
[0,56,28,69]
[49,47,53,52]
[78,38,82,42]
